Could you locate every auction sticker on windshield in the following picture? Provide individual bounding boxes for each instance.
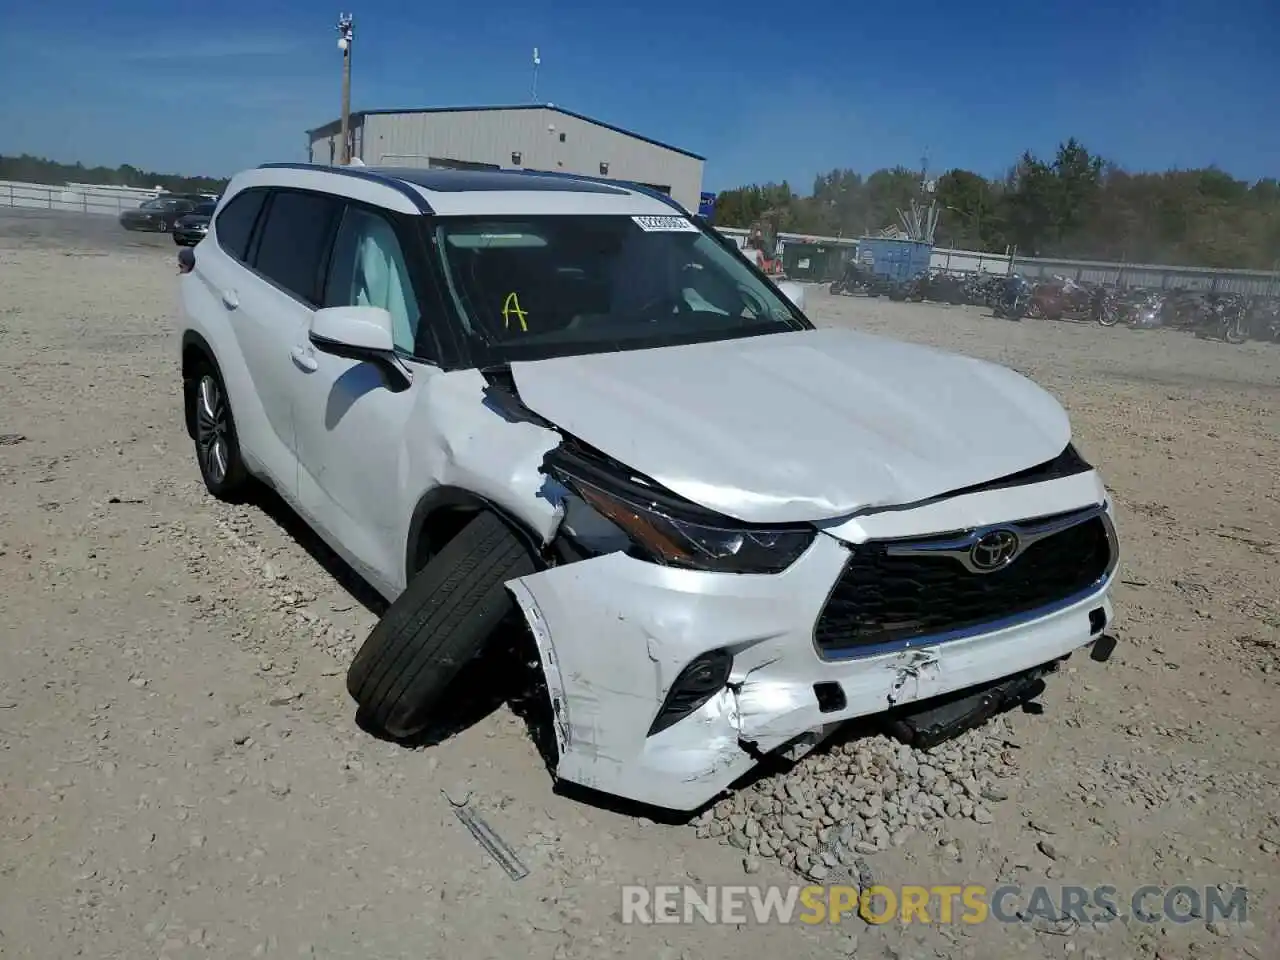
[631,215,699,232]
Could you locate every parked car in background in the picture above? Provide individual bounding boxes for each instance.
[118,195,202,233]
[172,199,219,246]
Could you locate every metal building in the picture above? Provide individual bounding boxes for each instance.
[306,104,706,212]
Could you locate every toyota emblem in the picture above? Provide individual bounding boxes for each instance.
[970,529,1020,572]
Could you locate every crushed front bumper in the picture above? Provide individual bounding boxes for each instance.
[507,472,1118,812]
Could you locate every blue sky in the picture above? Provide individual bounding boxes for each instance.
[2,0,1276,192]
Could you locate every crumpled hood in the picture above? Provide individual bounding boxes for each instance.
[510,328,1072,524]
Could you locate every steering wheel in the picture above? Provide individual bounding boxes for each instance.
[632,289,693,320]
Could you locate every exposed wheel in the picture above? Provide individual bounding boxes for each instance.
[347,511,537,740]
[187,361,248,500]
[1097,309,1119,327]
[1225,322,1247,344]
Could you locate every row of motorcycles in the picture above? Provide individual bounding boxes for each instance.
[829,261,1280,343]
[993,275,1279,343]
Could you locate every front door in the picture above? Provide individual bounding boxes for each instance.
[291,202,432,596]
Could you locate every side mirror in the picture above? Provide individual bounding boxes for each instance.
[309,306,412,388]
[311,305,396,355]
[777,280,806,312]
[177,246,195,274]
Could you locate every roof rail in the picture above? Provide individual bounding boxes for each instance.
[255,162,433,213]
[480,167,688,214]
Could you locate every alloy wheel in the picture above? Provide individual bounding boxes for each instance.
[195,375,230,484]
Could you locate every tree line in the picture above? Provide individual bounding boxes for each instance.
[0,154,229,197]
[712,139,1280,271]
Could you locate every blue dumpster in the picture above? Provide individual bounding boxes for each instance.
[857,237,933,283]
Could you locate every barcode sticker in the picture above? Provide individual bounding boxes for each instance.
[631,215,699,233]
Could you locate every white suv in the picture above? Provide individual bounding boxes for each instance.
[179,163,1120,812]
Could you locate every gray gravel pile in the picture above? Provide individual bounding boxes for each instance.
[166,498,366,671]
[692,723,1020,879]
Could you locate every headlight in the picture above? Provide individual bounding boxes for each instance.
[547,453,815,574]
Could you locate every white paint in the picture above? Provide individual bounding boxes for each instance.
[415,187,675,217]
[509,501,1116,810]
[510,327,1072,524]
[182,161,1120,813]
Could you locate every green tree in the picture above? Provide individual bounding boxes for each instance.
[712,138,1280,270]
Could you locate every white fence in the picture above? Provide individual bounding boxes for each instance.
[0,179,162,217]
[931,247,1015,275]
[715,224,1280,295]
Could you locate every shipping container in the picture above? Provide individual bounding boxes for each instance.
[858,237,934,282]
[783,242,845,282]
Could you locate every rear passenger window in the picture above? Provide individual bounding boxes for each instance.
[213,189,266,262]
[252,190,340,305]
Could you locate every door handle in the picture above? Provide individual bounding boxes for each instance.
[290,346,318,372]
[221,289,239,310]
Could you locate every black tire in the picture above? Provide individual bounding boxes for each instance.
[347,511,537,739]
[186,360,248,500]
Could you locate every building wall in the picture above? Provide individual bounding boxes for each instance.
[311,108,704,212]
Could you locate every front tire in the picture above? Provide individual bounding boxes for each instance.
[347,512,537,740]
[187,362,248,500]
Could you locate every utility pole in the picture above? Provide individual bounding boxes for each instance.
[337,13,354,165]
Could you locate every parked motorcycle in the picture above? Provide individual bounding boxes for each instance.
[1193,294,1250,344]
[1246,296,1280,342]
[829,261,894,298]
[1099,287,1163,328]
[1028,278,1098,321]
[993,276,1033,320]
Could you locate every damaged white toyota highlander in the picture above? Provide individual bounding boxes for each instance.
[178,163,1120,812]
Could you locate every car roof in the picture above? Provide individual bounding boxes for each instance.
[225,163,688,218]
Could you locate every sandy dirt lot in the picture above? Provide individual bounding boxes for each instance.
[1,213,1277,960]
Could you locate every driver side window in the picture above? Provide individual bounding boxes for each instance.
[323,205,421,354]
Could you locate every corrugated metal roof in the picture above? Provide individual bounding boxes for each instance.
[306,104,706,161]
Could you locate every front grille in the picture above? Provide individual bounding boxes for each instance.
[814,513,1114,656]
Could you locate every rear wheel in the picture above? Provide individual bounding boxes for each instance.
[187,362,248,500]
[347,511,537,740]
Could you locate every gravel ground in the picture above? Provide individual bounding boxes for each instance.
[1,217,1277,960]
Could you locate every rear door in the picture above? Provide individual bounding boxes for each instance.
[192,186,299,486]
[238,189,343,500]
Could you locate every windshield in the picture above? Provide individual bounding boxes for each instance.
[140,197,181,211]
[194,201,216,216]
[433,214,809,361]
